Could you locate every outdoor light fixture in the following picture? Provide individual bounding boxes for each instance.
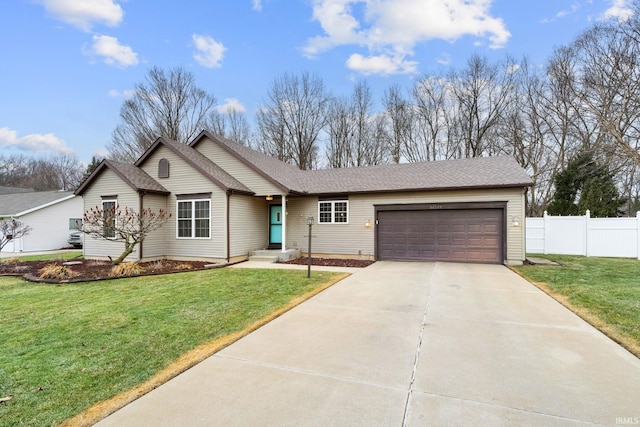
[364,219,371,228]
[265,195,273,201]
[512,216,520,227]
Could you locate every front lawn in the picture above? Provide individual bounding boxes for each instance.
[0,268,345,426]
[514,255,640,357]
[0,251,82,262]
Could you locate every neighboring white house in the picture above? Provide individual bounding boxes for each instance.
[0,189,83,253]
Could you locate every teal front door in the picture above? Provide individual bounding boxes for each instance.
[269,205,282,247]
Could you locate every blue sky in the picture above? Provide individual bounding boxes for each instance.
[0,0,634,164]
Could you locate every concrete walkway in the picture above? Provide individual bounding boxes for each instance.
[95,262,640,426]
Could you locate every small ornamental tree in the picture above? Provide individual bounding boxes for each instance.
[0,219,32,252]
[80,206,172,265]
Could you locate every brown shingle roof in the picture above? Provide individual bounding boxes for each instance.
[107,160,170,194]
[300,156,533,194]
[75,160,170,196]
[78,133,532,199]
[193,132,532,195]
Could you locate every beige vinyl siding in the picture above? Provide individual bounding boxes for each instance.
[285,188,526,264]
[229,195,268,257]
[194,137,283,196]
[140,193,168,259]
[82,169,140,262]
[139,146,227,260]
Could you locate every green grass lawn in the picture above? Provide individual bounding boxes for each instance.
[0,251,82,262]
[514,255,640,357]
[0,267,344,426]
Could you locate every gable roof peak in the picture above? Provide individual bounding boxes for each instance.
[75,158,170,196]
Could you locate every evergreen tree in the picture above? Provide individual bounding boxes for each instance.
[80,156,102,184]
[547,151,625,217]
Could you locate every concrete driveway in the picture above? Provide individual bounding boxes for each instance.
[96,262,640,426]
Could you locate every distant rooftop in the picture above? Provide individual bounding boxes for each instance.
[0,186,35,195]
[0,191,75,217]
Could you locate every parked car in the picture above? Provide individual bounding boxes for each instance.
[68,232,83,248]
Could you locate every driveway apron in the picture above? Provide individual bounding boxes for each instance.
[96,262,640,426]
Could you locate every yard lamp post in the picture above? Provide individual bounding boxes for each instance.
[306,216,314,278]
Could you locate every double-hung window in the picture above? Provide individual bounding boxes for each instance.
[318,197,349,224]
[177,194,211,239]
[102,198,117,238]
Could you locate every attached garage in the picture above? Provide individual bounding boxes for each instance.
[376,203,505,263]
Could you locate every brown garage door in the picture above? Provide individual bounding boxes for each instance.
[376,208,503,263]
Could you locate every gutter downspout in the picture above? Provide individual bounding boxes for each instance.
[226,191,231,263]
[138,191,144,261]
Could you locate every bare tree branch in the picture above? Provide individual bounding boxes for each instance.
[80,206,171,265]
[0,219,31,252]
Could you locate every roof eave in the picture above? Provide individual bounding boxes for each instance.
[75,160,169,196]
[138,189,171,196]
[305,182,532,196]
[75,160,109,196]
[134,137,165,167]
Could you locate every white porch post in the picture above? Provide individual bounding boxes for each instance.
[281,195,287,252]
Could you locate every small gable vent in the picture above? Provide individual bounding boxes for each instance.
[158,158,169,178]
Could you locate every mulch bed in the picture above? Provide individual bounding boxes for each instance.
[0,259,213,283]
[0,256,374,284]
[278,257,375,268]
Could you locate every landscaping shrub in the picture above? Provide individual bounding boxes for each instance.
[38,264,79,280]
[109,262,144,277]
[148,260,166,270]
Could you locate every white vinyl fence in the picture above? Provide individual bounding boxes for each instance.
[526,211,640,259]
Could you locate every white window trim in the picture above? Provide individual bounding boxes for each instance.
[318,200,349,224]
[176,199,211,239]
[102,199,117,239]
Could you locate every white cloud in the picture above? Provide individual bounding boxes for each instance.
[216,98,247,113]
[0,127,74,155]
[346,53,417,75]
[304,0,510,76]
[556,3,580,18]
[192,34,226,68]
[436,53,451,65]
[602,0,633,21]
[37,0,123,31]
[252,0,262,11]
[90,35,138,67]
[108,89,136,98]
[93,148,110,159]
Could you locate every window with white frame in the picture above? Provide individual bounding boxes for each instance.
[177,195,211,238]
[318,199,348,224]
[102,199,117,238]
